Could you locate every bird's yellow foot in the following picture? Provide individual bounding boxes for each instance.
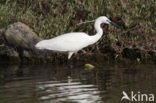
[85,63,95,70]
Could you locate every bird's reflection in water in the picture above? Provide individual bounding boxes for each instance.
[35,65,102,103]
[37,78,102,103]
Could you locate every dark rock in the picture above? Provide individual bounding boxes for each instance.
[122,47,146,60]
[0,45,19,63]
[0,22,43,63]
[148,50,156,63]
[2,22,42,50]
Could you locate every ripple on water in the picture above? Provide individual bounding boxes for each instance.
[0,64,156,103]
[37,79,102,103]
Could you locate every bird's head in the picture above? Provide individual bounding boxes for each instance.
[96,16,121,28]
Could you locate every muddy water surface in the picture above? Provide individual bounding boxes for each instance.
[0,64,156,103]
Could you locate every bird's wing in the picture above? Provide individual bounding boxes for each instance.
[36,32,90,52]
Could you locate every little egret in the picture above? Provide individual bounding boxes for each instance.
[35,16,121,61]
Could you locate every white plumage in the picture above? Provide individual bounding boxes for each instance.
[35,16,120,59]
[36,32,93,52]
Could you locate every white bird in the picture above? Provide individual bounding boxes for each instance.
[35,16,120,61]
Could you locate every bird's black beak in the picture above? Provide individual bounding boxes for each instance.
[108,20,121,29]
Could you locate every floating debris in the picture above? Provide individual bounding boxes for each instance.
[85,63,95,70]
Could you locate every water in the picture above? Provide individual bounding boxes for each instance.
[0,64,156,103]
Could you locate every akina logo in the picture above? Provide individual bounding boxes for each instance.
[121,91,154,102]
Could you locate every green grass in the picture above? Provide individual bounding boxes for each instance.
[0,0,155,50]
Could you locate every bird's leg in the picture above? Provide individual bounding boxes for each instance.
[16,48,24,76]
[67,59,71,67]
[17,48,24,65]
[68,52,74,60]
[67,52,74,68]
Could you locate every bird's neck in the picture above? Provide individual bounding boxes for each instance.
[90,20,103,44]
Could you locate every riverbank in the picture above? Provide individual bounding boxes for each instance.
[0,22,155,64]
